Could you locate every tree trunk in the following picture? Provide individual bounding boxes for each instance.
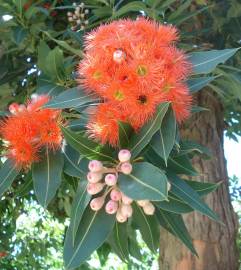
[159,90,239,270]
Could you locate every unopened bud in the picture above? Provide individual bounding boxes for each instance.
[31,93,39,100]
[137,200,149,207]
[120,203,133,218]
[105,174,117,186]
[88,160,103,172]
[105,200,118,214]
[87,182,104,195]
[167,182,171,191]
[110,189,122,201]
[121,193,133,204]
[143,202,155,215]
[90,196,105,211]
[9,103,19,114]
[67,12,72,17]
[18,104,26,112]
[118,149,131,163]
[116,209,127,223]
[113,49,126,64]
[120,162,132,175]
[87,172,103,183]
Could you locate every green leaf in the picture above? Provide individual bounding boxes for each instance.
[169,175,221,222]
[12,26,28,44]
[45,47,66,82]
[0,160,20,197]
[43,88,98,109]
[118,121,134,149]
[62,127,116,162]
[189,48,239,74]
[177,140,211,157]
[155,208,197,255]
[63,145,88,178]
[108,222,129,262]
[37,41,51,75]
[69,181,91,246]
[64,206,115,269]
[132,203,159,252]
[184,180,221,197]
[129,102,169,158]
[32,149,64,208]
[187,76,216,93]
[118,162,168,201]
[113,1,147,18]
[168,155,198,176]
[151,108,176,166]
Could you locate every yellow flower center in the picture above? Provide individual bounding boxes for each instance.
[92,70,102,80]
[137,65,148,76]
[114,90,125,101]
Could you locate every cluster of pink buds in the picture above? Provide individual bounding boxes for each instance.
[67,2,89,31]
[87,149,135,222]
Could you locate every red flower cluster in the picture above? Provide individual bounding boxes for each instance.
[78,18,192,146]
[0,95,62,168]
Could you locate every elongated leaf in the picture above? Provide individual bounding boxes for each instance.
[63,145,88,178]
[129,103,169,158]
[189,48,239,74]
[108,222,129,261]
[184,180,221,197]
[44,88,98,109]
[118,121,134,149]
[168,155,198,176]
[32,149,64,208]
[151,109,176,166]
[169,175,221,222]
[113,1,147,18]
[64,207,115,269]
[187,76,216,93]
[62,127,116,162]
[132,203,159,252]
[0,160,20,197]
[155,208,197,255]
[69,181,91,246]
[177,140,211,157]
[118,162,168,201]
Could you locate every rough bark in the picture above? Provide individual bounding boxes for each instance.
[159,90,239,270]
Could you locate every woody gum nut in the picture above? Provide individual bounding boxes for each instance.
[143,202,155,215]
[120,204,133,218]
[110,189,122,201]
[87,182,104,195]
[118,149,131,163]
[88,160,103,172]
[116,209,128,223]
[121,193,133,204]
[137,200,149,207]
[105,174,117,186]
[105,200,118,214]
[90,197,105,211]
[120,162,132,175]
[87,172,103,183]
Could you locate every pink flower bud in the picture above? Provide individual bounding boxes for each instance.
[116,209,127,223]
[121,193,133,204]
[90,196,105,211]
[9,103,19,114]
[18,104,26,112]
[87,182,104,195]
[110,189,122,201]
[105,200,118,214]
[105,174,117,186]
[113,49,126,64]
[120,162,132,175]
[118,149,131,163]
[143,202,155,215]
[137,200,149,207]
[88,160,103,172]
[87,172,103,183]
[120,204,133,218]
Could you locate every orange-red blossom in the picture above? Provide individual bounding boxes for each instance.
[78,18,192,146]
[0,95,62,169]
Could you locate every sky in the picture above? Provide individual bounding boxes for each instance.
[224,136,241,179]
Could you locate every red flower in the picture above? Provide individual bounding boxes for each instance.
[78,18,192,146]
[0,95,62,168]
